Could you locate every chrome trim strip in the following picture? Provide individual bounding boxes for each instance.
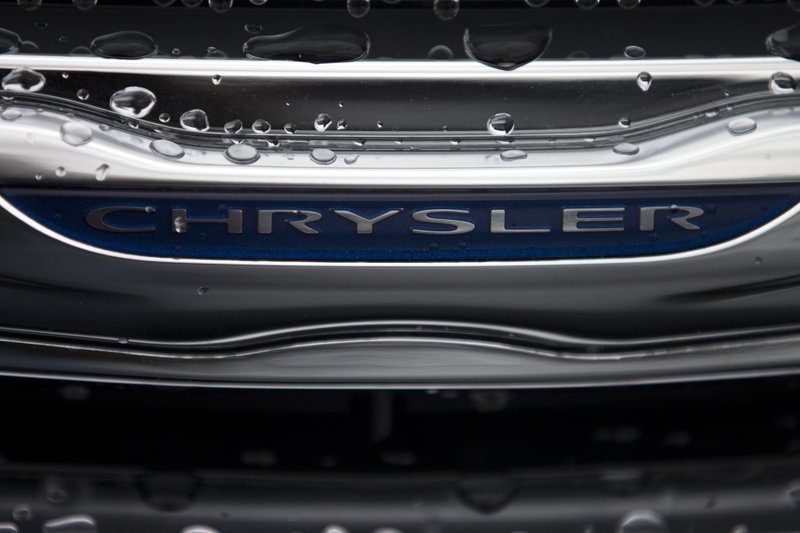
[2,319,800,362]
[0,55,793,81]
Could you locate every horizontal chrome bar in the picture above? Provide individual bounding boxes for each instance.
[0,101,799,189]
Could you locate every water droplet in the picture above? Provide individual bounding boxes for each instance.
[205,46,226,58]
[525,0,549,6]
[76,88,89,101]
[310,148,337,165]
[151,139,185,159]
[252,119,271,133]
[0,108,21,120]
[636,72,653,92]
[336,119,348,130]
[613,142,640,156]
[224,119,243,134]
[55,166,66,177]
[244,26,370,63]
[211,74,221,85]
[284,123,297,134]
[94,164,109,182]
[158,112,170,123]
[244,23,262,34]
[624,45,646,59]
[0,522,18,533]
[766,25,800,60]
[769,71,797,94]
[18,0,42,10]
[0,28,20,54]
[344,154,359,164]
[2,67,45,92]
[42,515,97,533]
[314,113,332,132]
[209,0,233,12]
[225,143,260,164]
[464,24,552,70]
[60,121,92,146]
[90,31,157,59]
[180,109,209,131]
[19,39,38,53]
[197,286,209,295]
[12,504,32,522]
[109,86,156,118]
[433,0,459,20]
[618,0,640,7]
[487,113,514,136]
[427,44,454,59]
[728,117,757,135]
[500,149,527,161]
[618,116,631,128]
[617,510,668,533]
[376,120,384,129]
[576,0,599,8]
[347,0,370,18]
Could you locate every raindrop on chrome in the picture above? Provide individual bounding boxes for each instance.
[1,108,21,120]
[428,44,454,59]
[347,0,370,18]
[208,0,233,12]
[613,142,640,156]
[344,154,359,164]
[576,0,599,8]
[500,149,527,161]
[55,166,66,177]
[624,45,646,59]
[314,113,332,132]
[90,31,157,59]
[158,112,170,123]
[2,68,45,92]
[94,164,109,182]
[150,139,185,159]
[284,123,297,134]
[109,86,156,118]
[487,113,514,136]
[59,121,92,146]
[433,0,459,21]
[224,119,243,134]
[769,71,797,94]
[310,148,337,165]
[180,109,210,131]
[525,0,549,6]
[336,119,348,130]
[636,72,653,92]
[77,88,89,101]
[618,0,640,7]
[617,510,668,533]
[252,119,271,133]
[727,117,757,135]
[618,116,631,128]
[0,28,21,54]
[224,143,260,164]
[42,515,97,533]
[211,74,221,85]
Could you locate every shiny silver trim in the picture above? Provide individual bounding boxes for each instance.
[3,318,800,362]
[1,55,790,82]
